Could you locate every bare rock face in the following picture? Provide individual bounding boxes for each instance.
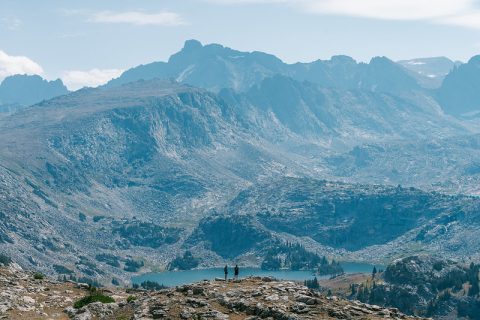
[1,266,429,320]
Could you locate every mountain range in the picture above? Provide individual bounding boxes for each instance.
[397,57,461,89]
[0,40,480,283]
[0,74,69,115]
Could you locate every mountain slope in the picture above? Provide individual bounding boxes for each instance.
[188,177,480,264]
[238,74,462,141]
[437,56,480,117]
[0,79,322,279]
[1,42,480,282]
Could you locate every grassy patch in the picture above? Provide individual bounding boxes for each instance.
[0,254,12,266]
[33,272,44,280]
[74,293,115,309]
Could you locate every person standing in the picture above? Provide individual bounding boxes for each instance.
[234,264,239,280]
[224,265,228,281]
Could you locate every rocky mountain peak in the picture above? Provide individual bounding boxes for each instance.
[0,74,69,106]
[182,39,203,52]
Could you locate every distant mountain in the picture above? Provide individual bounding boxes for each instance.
[1,42,480,281]
[0,74,69,113]
[397,57,461,89]
[437,55,480,117]
[107,40,420,95]
[106,39,286,92]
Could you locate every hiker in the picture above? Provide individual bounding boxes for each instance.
[224,265,228,281]
[234,264,239,280]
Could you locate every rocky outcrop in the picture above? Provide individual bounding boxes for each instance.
[0,265,426,320]
[0,264,91,319]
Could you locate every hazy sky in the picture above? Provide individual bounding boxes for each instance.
[1,0,480,89]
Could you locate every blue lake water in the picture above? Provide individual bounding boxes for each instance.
[132,262,382,287]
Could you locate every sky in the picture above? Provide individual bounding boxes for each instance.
[1,0,480,90]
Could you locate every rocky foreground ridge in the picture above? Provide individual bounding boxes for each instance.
[0,265,428,320]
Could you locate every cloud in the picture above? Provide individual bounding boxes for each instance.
[90,10,185,26]
[1,16,22,30]
[303,0,472,20]
[203,0,480,29]
[439,12,480,29]
[0,50,43,81]
[62,68,124,90]
[58,32,86,39]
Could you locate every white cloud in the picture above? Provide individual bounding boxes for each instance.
[303,0,471,21]
[203,0,480,29]
[1,16,22,30]
[0,50,43,81]
[439,12,480,29]
[90,10,185,26]
[62,68,124,90]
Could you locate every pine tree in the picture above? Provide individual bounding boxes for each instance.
[469,279,480,297]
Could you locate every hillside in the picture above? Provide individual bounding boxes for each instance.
[0,264,425,320]
[0,74,479,281]
[189,178,480,264]
[1,42,480,282]
[351,256,480,319]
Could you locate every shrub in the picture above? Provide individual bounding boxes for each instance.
[95,254,120,268]
[73,293,115,309]
[77,277,102,288]
[127,295,137,303]
[33,272,44,280]
[113,221,180,248]
[0,254,12,266]
[168,251,199,270]
[53,264,74,274]
[93,215,105,222]
[138,280,167,291]
[124,259,144,272]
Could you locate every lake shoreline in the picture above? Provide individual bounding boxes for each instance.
[132,262,383,287]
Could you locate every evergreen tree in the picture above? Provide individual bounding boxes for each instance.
[469,279,480,297]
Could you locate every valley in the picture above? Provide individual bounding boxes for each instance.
[0,39,480,319]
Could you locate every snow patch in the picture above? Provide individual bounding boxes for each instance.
[176,64,196,82]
